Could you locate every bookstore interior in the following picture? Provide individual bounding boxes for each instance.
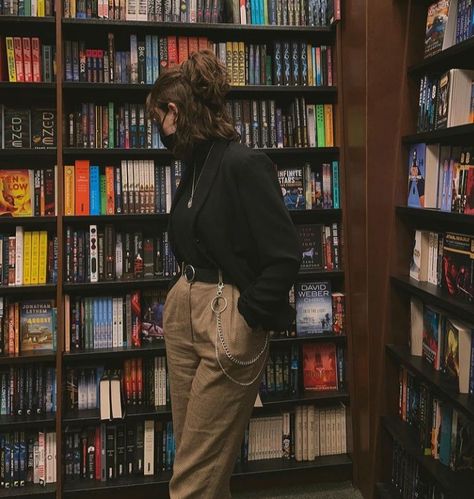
[1,0,474,498]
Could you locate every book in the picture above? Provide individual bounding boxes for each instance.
[278,168,305,210]
[302,343,338,391]
[295,281,332,336]
[422,305,442,369]
[19,300,55,352]
[424,1,450,58]
[141,290,166,343]
[407,143,426,208]
[0,170,33,217]
[441,232,473,302]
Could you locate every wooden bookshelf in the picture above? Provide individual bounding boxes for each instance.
[369,1,474,497]
[0,3,360,498]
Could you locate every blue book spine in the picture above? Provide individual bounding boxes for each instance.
[471,2,474,37]
[166,422,173,470]
[93,299,99,350]
[89,165,101,215]
[258,0,263,23]
[439,405,452,466]
[107,298,113,348]
[254,46,260,85]
[145,36,153,85]
[268,0,276,24]
[316,48,322,86]
[274,42,282,85]
[300,42,308,85]
[332,160,340,209]
[250,0,256,23]
[152,36,160,82]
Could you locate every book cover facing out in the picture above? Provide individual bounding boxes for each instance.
[141,289,166,342]
[0,170,32,217]
[278,168,305,210]
[443,318,459,381]
[441,232,474,302]
[422,305,440,368]
[296,224,323,271]
[20,300,54,352]
[295,281,332,336]
[302,342,338,391]
[407,143,426,208]
[424,1,450,58]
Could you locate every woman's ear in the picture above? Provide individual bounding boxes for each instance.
[168,102,178,121]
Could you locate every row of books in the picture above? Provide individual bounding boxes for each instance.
[64,420,175,481]
[301,342,344,392]
[407,144,474,214]
[297,224,342,273]
[0,299,57,355]
[65,289,168,351]
[62,0,340,26]
[410,230,473,303]
[65,227,177,283]
[64,36,334,88]
[0,168,56,217]
[65,100,335,150]
[0,0,54,16]
[424,0,473,59]
[227,99,335,149]
[0,37,55,83]
[416,69,474,132]
[289,285,345,336]
[278,162,340,210]
[410,297,473,394]
[0,366,56,417]
[64,160,181,216]
[398,365,474,472]
[65,357,169,413]
[0,229,57,286]
[0,106,56,149]
[391,441,445,499]
[0,431,57,489]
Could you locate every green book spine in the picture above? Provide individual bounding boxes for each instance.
[316,104,325,147]
[108,102,114,149]
[100,175,107,215]
[265,56,272,85]
[25,0,31,16]
[263,0,268,24]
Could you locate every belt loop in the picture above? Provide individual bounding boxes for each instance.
[218,269,223,285]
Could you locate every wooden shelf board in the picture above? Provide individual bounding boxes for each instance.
[386,344,474,419]
[0,15,55,23]
[0,82,55,90]
[0,351,56,365]
[63,455,351,493]
[0,284,57,296]
[63,343,166,362]
[0,216,56,227]
[396,206,474,234]
[0,484,56,498]
[260,390,349,407]
[270,334,346,344]
[391,275,474,324]
[63,278,171,293]
[63,213,169,223]
[402,124,474,145]
[0,414,56,429]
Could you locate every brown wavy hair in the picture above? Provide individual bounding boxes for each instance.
[146,49,238,158]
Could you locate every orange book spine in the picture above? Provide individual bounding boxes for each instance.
[22,38,32,82]
[130,358,137,405]
[13,37,25,82]
[75,160,90,215]
[31,38,41,83]
[188,37,199,56]
[136,358,143,405]
[167,36,178,67]
[124,359,132,406]
[105,166,115,215]
[324,104,334,147]
[177,37,189,64]
[198,37,208,51]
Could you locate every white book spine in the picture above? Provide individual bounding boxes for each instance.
[33,438,40,484]
[121,160,128,212]
[314,408,320,457]
[112,297,118,348]
[295,407,303,461]
[307,105,316,147]
[117,297,124,347]
[302,405,308,461]
[38,432,45,485]
[144,420,155,475]
[165,165,172,213]
[45,432,55,483]
[307,405,315,460]
[115,233,123,280]
[320,409,326,456]
[15,226,23,285]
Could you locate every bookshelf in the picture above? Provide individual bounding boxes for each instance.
[370,1,474,498]
[0,2,361,498]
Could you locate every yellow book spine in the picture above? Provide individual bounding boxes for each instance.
[226,42,233,85]
[38,231,48,284]
[64,165,75,216]
[324,104,334,147]
[232,42,239,88]
[238,42,245,86]
[5,37,16,82]
[71,0,77,18]
[30,231,40,285]
[23,231,32,285]
[307,45,314,86]
[38,0,45,16]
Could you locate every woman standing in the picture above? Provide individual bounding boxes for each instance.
[147,49,301,499]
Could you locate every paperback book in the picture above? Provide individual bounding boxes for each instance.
[295,281,332,336]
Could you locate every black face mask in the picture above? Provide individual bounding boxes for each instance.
[158,109,176,150]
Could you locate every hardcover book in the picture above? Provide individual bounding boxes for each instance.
[407,143,426,207]
[0,170,33,217]
[141,289,166,343]
[442,318,459,380]
[295,281,332,336]
[20,300,55,352]
[296,224,323,271]
[424,1,450,58]
[422,305,442,369]
[302,342,338,391]
[278,168,305,210]
[441,232,474,302]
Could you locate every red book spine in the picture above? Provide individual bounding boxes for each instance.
[13,37,25,82]
[327,46,333,87]
[130,359,137,405]
[177,36,189,64]
[136,358,143,405]
[22,38,33,82]
[31,38,41,82]
[94,427,101,481]
[167,36,178,67]
[124,360,132,406]
[188,37,199,56]
[198,37,208,51]
[74,160,90,215]
[130,290,141,347]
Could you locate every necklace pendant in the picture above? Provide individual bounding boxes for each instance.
[187,198,193,208]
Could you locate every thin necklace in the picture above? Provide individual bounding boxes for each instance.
[188,142,215,208]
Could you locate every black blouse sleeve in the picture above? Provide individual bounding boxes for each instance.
[236,151,302,331]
